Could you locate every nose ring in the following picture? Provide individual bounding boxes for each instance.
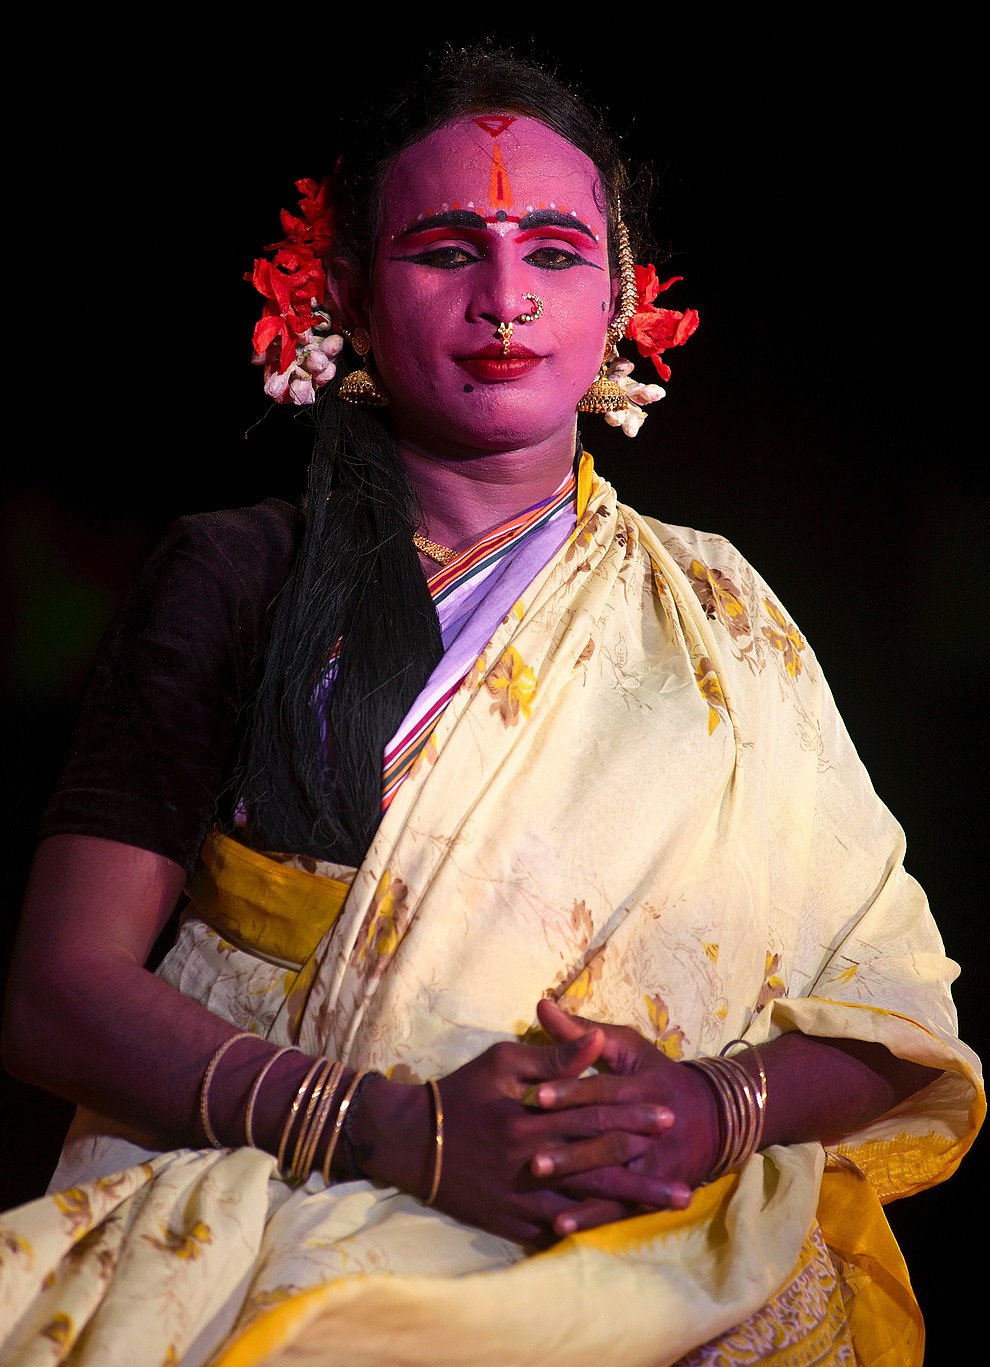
[518,293,544,323]
[495,295,545,356]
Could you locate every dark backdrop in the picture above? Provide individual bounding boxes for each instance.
[2,17,984,1359]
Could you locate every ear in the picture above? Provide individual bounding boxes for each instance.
[606,267,623,331]
[325,256,370,335]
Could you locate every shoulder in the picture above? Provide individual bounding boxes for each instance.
[131,498,305,619]
[638,515,753,580]
[167,497,304,546]
[634,514,774,617]
[158,498,304,577]
[631,509,822,707]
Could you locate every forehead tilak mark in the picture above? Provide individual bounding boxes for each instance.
[387,115,602,242]
[472,114,517,137]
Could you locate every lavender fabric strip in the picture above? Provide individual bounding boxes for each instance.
[434,503,576,678]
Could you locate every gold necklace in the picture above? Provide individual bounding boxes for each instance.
[413,533,457,566]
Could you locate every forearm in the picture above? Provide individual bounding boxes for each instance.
[4,910,426,1183]
[720,1030,939,1151]
[528,999,945,1225]
[3,837,326,1158]
[5,940,233,1144]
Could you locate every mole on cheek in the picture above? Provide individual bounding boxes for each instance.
[463,384,474,392]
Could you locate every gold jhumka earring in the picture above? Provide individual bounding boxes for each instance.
[577,218,637,414]
[338,327,389,406]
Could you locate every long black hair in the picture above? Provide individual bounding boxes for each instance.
[228,44,652,867]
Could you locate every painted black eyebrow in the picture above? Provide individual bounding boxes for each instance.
[517,209,598,242]
[394,209,487,239]
[393,207,599,242]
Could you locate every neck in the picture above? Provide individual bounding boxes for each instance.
[397,426,578,552]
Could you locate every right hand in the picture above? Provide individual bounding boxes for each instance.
[356,1029,676,1245]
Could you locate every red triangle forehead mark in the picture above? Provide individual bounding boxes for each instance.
[473,115,517,137]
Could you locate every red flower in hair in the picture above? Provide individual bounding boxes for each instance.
[270,177,335,262]
[625,265,700,382]
[245,177,336,375]
[248,257,327,372]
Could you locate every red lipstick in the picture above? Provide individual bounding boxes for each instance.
[455,343,545,383]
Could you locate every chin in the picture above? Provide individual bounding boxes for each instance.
[436,390,582,449]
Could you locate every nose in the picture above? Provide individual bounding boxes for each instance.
[467,249,542,336]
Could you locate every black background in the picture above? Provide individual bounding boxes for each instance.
[2,16,985,1358]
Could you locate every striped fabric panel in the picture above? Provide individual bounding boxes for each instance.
[380,474,577,809]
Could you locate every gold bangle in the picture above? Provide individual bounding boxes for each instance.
[289,1059,333,1182]
[276,1058,325,1175]
[720,1038,768,1155]
[244,1045,302,1148]
[297,1061,345,1184]
[719,1056,757,1169]
[685,1056,736,1178]
[200,1031,256,1149]
[424,1078,444,1206]
[741,1044,768,1148]
[321,1069,366,1185]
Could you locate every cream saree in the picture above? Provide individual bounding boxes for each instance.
[0,461,983,1366]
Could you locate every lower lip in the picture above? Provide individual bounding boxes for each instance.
[455,357,545,383]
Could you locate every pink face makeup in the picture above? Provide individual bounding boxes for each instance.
[368,116,617,456]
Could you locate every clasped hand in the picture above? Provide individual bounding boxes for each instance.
[434,999,720,1244]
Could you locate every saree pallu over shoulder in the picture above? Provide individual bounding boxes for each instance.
[1,465,982,1367]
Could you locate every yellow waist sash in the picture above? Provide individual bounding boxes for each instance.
[185,827,351,967]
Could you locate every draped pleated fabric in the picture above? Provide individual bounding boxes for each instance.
[1,461,982,1367]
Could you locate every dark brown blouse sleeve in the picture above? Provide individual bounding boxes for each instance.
[38,499,304,876]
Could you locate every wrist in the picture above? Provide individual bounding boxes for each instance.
[679,1058,725,1182]
[343,1073,433,1196]
[683,1041,767,1181]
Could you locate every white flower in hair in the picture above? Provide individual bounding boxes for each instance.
[602,356,666,437]
[259,327,344,406]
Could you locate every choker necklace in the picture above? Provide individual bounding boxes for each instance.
[413,533,457,566]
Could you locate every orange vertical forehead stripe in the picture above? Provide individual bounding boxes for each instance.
[489,143,512,210]
[472,115,516,212]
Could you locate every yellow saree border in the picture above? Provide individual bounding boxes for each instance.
[185,828,350,968]
[209,1167,924,1367]
[817,1163,924,1366]
[209,1187,738,1367]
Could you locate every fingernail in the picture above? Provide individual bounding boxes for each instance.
[556,1215,577,1235]
[531,1153,554,1177]
[522,1084,554,1107]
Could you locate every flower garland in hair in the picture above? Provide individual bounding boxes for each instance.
[247,182,699,430]
[245,177,344,406]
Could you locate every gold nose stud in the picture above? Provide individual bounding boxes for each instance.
[495,295,545,355]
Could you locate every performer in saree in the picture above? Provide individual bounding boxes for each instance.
[0,45,983,1367]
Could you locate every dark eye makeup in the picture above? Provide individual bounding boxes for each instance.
[523,246,594,270]
[392,243,596,271]
[393,246,479,269]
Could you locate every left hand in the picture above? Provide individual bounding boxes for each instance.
[525,999,723,1233]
